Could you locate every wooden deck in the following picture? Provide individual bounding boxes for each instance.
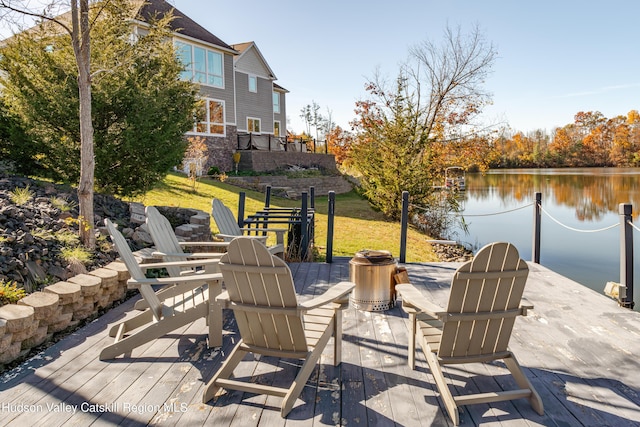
[1,259,640,426]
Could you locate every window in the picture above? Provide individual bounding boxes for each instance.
[247,118,261,133]
[248,75,257,93]
[193,99,225,135]
[274,121,281,137]
[175,41,223,87]
[273,91,280,113]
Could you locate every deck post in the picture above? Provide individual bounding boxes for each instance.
[532,192,541,263]
[327,191,335,263]
[265,185,272,208]
[301,192,309,260]
[238,192,246,228]
[310,186,315,210]
[400,191,409,263]
[619,203,635,309]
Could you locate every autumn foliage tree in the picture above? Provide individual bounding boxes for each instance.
[348,25,497,219]
[325,125,353,166]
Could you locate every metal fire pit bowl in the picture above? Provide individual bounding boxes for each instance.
[349,250,397,311]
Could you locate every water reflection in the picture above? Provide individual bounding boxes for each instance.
[467,168,640,221]
[455,168,640,302]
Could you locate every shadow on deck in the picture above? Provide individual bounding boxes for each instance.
[1,259,640,426]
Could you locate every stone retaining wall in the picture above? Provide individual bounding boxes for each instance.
[0,261,130,365]
[236,151,338,173]
[0,207,213,367]
[225,175,353,199]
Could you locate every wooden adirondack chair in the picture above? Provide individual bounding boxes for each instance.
[396,242,544,425]
[202,237,355,417]
[145,206,227,276]
[100,219,225,360]
[211,198,285,257]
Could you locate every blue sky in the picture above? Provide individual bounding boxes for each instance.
[170,0,640,136]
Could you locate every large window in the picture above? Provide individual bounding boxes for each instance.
[193,99,225,135]
[176,41,223,87]
[273,91,280,113]
[247,117,261,133]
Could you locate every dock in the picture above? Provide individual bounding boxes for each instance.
[1,259,639,426]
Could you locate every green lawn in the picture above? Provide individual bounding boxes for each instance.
[132,173,438,262]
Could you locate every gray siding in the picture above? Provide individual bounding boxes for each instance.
[237,48,270,78]
[274,90,286,135]
[235,72,274,133]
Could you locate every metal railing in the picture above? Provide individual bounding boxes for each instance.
[237,133,328,154]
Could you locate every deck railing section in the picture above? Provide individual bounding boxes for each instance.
[399,190,637,309]
[237,133,328,153]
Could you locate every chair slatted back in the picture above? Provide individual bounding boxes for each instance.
[105,219,163,320]
[212,199,242,239]
[438,242,528,359]
[145,206,185,277]
[218,237,307,352]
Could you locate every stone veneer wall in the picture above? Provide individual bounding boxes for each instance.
[0,208,212,367]
[236,151,338,173]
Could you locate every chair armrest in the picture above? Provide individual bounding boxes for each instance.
[300,281,355,311]
[217,233,267,243]
[178,241,229,248]
[139,258,220,271]
[396,283,446,318]
[130,272,222,286]
[242,228,286,245]
[152,251,224,259]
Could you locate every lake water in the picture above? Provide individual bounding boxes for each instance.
[451,168,640,300]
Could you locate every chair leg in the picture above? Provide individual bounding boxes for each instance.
[207,280,223,347]
[108,309,154,337]
[408,312,417,369]
[503,353,544,415]
[202,342,247,403]
[424,350,460,425]
[333,311,342,366]
[100,303,208,360]
[281,322,334,417]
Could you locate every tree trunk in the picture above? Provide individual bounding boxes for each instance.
[72,0,95,249]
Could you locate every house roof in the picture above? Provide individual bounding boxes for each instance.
[274,83,289,93]
[135,0,236,53]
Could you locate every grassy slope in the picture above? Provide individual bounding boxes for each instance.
[132,173,437,262]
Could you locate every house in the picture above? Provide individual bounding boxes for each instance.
[135,0,287,173]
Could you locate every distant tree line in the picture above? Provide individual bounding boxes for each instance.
[489,110,640,168]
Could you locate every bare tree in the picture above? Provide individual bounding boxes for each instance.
[407,24,497,153]
[0,0,101,248]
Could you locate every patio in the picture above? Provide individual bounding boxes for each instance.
[1,259,640,426]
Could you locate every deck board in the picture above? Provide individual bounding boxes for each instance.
[1,259,640,426]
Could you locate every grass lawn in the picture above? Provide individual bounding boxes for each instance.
[132,172,438,262]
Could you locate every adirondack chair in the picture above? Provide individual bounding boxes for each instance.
[100,219,225,360]
[202,237,355,417]
[396,242,544,425]
[211,198,285,257]
[145,206,227,276]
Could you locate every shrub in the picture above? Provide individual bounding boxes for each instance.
[8,185,34,206]
[0,281,26,306]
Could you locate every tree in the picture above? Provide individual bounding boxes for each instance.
[0,0,98,248]
[349,24,497,219]
[0,1,198,198]
[325,125,354,166]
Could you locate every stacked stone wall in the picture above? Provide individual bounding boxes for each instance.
[0,207,212,367]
